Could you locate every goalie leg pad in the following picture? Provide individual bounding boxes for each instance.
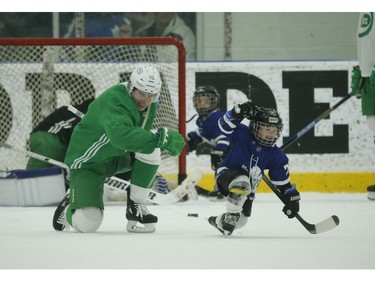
[0,167,66,207]
[72,207,103,233]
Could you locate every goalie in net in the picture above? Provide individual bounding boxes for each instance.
[53,65,185,234]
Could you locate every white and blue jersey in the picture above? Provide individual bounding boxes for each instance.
[217,111,290,192]
[187,110,230,153]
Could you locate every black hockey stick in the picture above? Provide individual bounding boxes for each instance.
[281,92,352,151]
[282,78,365,151]
[262,91,356,234]
[262,175,339,234]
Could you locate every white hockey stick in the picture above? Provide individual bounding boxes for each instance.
[0,141,203,205]
[67,104,85,118]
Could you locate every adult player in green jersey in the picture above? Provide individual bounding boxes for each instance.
[351,12,375,200]
[53,65,185,233]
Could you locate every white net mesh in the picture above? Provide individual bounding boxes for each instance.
[0,38,185,184]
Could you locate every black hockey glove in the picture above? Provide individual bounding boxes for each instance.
[186,135,199,152]
[231,101,258,120]
[210,149,224,171]
[281,184,300,219]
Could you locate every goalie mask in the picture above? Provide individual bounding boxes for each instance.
[251,107,283,147]
[129,65,162,100]
[193,85,220,117]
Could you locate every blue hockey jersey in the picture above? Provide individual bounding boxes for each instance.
[187,110,230,152]
[217,112,290,191]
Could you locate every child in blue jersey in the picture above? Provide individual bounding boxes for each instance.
[186,86,230,200]
[209,102,301,236]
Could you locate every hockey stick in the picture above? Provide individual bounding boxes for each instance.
[0,141,202,205]
[0,141,70,170]
[67,104,85,118]
[281,92,352,151]
[262,175,339,234]
[262,92,355,234]
[282,77,365,151]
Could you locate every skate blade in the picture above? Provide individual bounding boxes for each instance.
[53,205,70,231]
[126,220,156,233]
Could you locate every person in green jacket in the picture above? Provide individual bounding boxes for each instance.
[351,12,375,200]
[53,64,185,233]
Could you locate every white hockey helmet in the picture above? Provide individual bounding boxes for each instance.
[129,65,162,96]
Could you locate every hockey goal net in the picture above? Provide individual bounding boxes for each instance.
[0,38,186,184]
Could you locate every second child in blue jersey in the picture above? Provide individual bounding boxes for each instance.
[186,86,230,200]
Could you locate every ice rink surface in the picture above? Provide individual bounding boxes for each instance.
[0,192,374,279]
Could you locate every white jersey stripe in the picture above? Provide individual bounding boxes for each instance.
[71,134,110,169]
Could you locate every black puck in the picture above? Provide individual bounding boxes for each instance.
[188,213,198,217]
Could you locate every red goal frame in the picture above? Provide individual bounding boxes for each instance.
[0,37,187,182]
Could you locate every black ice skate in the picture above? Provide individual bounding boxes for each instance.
[209,212,240,236]
[52,190,70,231]
[126,195,158,233]
[221,212,240,235]
[208,216,225,235]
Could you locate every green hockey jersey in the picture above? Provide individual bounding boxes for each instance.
[65,83,159,169]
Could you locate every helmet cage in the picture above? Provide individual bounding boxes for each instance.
[251,107,283,147]
[193,86,220,117]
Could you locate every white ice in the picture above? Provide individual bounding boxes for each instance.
[0,193,374,279]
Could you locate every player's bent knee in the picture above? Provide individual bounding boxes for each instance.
[135,148,161,165]
[72,207,103,233]
[229,175,251,195]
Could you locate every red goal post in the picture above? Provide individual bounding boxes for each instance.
[0,37,187,185]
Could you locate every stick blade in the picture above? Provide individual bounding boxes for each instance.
[169,168,204,199]
[296,213,339,234]
[147,169,204,205]
[314,215,340,234]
